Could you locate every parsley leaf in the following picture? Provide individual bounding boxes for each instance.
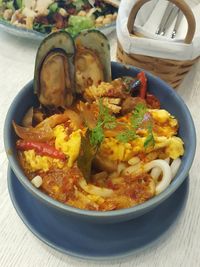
[117,129,138,143]
[89,101,155,149]
[89,99,117,146]
[130,103,147,129]
[116,103,147,143]
[144,124,155,148]
[116,103,155,148]
[90,121,104,147]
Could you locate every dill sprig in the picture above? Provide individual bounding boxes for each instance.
[90,99,117,146]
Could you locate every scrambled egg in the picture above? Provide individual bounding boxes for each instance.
[21,125,82,173]
[22,108,184,176]
[165,136,184,159]
[99,138,132,161]
[23,150,64,172]
[54,125,81,167]
[149,109,178,137]
[99,109,184,162]
[150,109,171,123]
[54,125,68,149]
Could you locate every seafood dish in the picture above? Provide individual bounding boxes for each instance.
[13,30,184,211]
[0,0,118,36]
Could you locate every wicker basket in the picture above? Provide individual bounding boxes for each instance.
[117,0,199,88]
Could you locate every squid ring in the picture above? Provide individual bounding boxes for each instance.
[144,160,172,195]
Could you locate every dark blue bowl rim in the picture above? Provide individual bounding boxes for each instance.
[4,62,196,218]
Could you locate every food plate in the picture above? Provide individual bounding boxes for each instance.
[8,166,189,260]
[0,19,116,41]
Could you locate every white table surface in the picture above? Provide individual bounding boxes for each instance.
[0,29,200,267]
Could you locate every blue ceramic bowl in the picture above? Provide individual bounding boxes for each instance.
[4,62,196,223]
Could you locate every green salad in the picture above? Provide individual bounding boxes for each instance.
[0,0,118,36]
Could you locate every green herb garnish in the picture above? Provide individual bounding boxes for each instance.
[116,103,155,148]
[116,129,138,143]
[144,124,155,148]
[116,103,147,143]
[89,101,154,149]
[130,103,147,128]
[90,121,104,147]
[90,99,117,146]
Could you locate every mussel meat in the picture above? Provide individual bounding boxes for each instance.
[75,30,111,93]
[34,31,75,108]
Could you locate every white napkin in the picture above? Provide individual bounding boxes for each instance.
[134,0,200,42]
[117,0,200,60]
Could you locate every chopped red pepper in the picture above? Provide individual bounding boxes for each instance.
[16,140,66,160]
[146,93,161,109]
[137,72,147,99]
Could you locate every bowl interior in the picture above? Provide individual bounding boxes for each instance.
[4,62,196,222]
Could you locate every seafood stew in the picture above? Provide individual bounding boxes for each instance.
[12,31,184,211]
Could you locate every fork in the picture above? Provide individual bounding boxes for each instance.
[156,3,179,36]
[156,2,174,35]
[171,11,183,39]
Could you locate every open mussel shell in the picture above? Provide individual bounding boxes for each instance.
[34,31,75,108]
[75,30,111,93]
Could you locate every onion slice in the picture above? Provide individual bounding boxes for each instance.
[150,158,170,181]
[150,167,161,180]
[36,113,70,128]
[144,159,172,195]
[171,158,181,179]
[79,179,113,198]
[12,121,54,142]
[64,110,82,130]
[22,107,33,127]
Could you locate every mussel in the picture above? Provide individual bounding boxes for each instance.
[75,30,111,93]
[34,31,75,108]
[34,30,111,108]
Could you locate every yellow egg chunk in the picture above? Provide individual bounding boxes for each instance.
[149,109,171,123]
[87,194,105,205]
[54,125,68,149]
[64,130,81,167]
[165,137,184,159]
[54,125,82,167]
[99,138,132,161]
[130,138,146,155]
[149,109,178,137]
[153,136,170,149]
[23,150,64,172]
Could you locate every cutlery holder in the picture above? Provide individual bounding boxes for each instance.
[116,0,199,88]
